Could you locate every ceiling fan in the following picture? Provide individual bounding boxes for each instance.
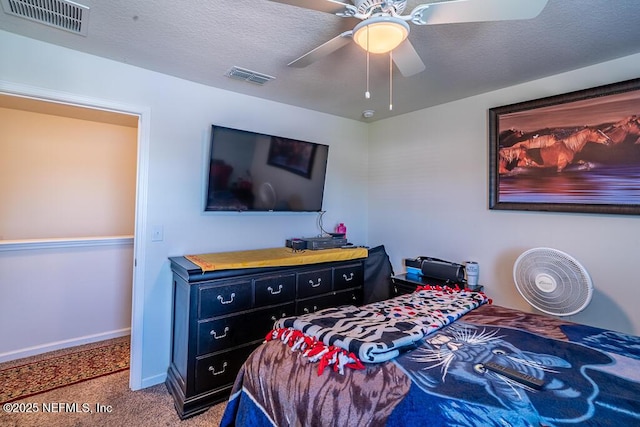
[270,0,549,77]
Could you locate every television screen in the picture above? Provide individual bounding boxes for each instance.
[205,125,329,212]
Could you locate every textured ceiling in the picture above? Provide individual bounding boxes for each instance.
[1,0,639,122]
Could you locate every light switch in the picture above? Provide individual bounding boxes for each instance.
[151,225,164,242]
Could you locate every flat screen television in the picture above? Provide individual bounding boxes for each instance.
[205,125,329,212]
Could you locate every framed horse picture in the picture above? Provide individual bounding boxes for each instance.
[489,78,640,215]
[267,136,317,178]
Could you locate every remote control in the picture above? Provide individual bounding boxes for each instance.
[483,361,545,390]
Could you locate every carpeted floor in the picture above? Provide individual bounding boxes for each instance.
[0,338,226,426]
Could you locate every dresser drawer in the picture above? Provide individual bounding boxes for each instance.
[333,263,363,291]
[296,294,333,315]
[197,303,294,355]
[197,316,241,356]
[194,345,257,394]
[254,274,296,306]
[296,288,357,314]
[298,288,362,314]
[199,279,252,319]
[255,302,295,329]
[297,268,332,298]
[248,304,294,338]
[334,288,363,306]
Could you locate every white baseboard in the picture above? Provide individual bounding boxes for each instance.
[0,328,131,363]
[138,372,167,390]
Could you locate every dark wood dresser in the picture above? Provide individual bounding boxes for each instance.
[166,251,365,419]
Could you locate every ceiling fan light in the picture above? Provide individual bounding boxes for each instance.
[353,17,410,54]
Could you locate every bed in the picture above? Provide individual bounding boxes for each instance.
[219,286,640,426]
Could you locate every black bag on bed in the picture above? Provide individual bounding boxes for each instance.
[363,245,394,304]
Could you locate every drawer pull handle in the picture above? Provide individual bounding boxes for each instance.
[267,285,283,295]
[342,272,354,281]
[270,312,287,322]
[217,293,236,305]
[303,305,318,314]
[210,326,229,339]
[309,278,322,288]
[208,362,228,376]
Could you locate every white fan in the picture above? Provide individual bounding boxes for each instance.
[258,182,277,210]
[270,0,548,77]
[513,248,593,317]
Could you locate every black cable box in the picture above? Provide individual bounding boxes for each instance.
[285,238,306,250]
[286,236,348,250]
[304,237,347,250]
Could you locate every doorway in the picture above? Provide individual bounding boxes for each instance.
[0,82,149,390]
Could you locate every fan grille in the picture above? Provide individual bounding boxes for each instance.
[514,248,593,316]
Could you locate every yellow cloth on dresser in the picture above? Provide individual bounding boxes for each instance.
[185,247,368,272]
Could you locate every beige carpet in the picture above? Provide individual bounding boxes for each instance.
[0,370,226,427]
[0,340,226,426]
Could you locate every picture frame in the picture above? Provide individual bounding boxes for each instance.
[267,136,317,178]
[489,78,640,215]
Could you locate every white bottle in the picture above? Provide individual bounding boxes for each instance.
[465,261,479,288]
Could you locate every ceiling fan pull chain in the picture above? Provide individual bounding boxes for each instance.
[389,51,393,111]
[365,28,371,99]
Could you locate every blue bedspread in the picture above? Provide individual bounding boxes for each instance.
[220,304,640,426]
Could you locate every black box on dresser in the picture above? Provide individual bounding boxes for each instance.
[166,255,365,419]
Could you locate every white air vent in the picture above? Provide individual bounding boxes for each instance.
[1,0,90,36]
[225,66,275,86]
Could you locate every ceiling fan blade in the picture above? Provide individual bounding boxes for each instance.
[392,39,426,77]
[268,0,352,15]
[288,31,353,68]
[411,0,548,25]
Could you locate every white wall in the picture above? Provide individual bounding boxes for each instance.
[0,30,369,388]
[0,105,137,240]
[0,239,133,362]
[368,53,640,336]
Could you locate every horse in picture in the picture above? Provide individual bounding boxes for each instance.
[510,133,559,150]
[523,127,611,172]
[497,145,531,174]
[602,115,640,145]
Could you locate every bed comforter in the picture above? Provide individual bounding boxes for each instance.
[220,303,640,426]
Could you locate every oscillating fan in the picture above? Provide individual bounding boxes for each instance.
[258,182,277,210]
[513,248,593,317]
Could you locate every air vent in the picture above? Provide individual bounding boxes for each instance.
[1,0,90,36]
[225,66,275,86]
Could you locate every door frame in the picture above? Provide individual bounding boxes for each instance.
[0,80,149,390]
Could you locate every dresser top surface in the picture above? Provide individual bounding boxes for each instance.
[183,247,368,273]
[170,248,366,283]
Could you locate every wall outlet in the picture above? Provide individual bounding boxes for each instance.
[151,225,164,242]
